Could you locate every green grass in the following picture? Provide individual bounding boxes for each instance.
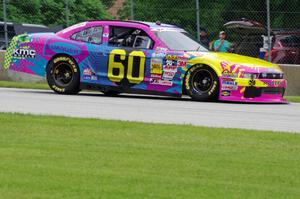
[0,113,300,199]
[285,96,300,103]
[0,80,49,90]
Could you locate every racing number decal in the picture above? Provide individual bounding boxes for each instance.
[108,49,126,82]
[127,51,145,84]
[108,49,146,84]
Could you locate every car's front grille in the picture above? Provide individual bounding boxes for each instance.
[258,73,283,79]
[244,87,262,98]
[244,87,285,98]
[262,87,285,95]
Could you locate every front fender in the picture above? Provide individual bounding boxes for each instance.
[186,56,223,77]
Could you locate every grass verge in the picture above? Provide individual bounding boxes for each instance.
[0,80,300,103]
[0,113,300,199]
[285,96,300,103]
[0,80,49,90]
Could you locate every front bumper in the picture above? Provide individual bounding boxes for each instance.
[218,77,288,103]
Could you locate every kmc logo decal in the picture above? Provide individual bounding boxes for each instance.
[13,48,36,58]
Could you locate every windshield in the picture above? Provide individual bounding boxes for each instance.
[153,30,208,51]
[280,35,300,48]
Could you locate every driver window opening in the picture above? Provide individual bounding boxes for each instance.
[70,26,103,45]
[108,26,154,49]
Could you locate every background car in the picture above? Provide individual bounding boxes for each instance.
[0,21,62,50]
[224,18,300,64]
[265,31,300,64]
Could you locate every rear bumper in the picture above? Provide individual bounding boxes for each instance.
[218,77,288,103]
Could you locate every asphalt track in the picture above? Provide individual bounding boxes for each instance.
[0,87,299,133]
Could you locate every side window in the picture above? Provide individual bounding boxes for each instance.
[71,26,103,45]
[108,26,154,49]
[133,36,152,49]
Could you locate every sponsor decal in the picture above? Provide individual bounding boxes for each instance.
[177,60,186,67]
[221,90,231,96]
[150,63,163,74]
[150,78,173,86]
[222,69,238,78]
[49,42,82,56]
[150,74,162,78]
[178,55,189,60]
[83,69,97,81]
[83,68,92,76]
[53,57,78,73]
[165,59,175,66]
[163,71,176,80]
[163,65,177,72]
[222,85,238,91]
[222,78,238,90]
[152,50,166,58]
[166,54,178,60]
[150,58,163,74]
[83,75,91,80]
[13,47,36,58]
[222,80,237,85]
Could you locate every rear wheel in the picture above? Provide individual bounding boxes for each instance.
[46,56,80,94]
[184,65,219,101]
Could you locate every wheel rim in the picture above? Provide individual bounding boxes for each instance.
[191,69,214,93]
[52,63,74,87]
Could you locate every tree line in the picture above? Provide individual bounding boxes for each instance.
[0,0,299,38]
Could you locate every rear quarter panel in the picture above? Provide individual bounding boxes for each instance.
[4,33,90,78]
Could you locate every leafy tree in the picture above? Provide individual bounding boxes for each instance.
[0,0,112,27]
[68,0,112,25]
[102,0,116,9]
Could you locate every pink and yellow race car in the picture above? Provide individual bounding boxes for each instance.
[4,20,287,103]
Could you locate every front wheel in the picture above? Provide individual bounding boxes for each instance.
[46,56,80,94]
[184,65,219,101]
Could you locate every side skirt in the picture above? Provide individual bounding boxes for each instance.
[80,83,182,98]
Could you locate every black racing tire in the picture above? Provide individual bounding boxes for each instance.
[46,55,80,95]
[102,90,121,96]
[184,65,219,101]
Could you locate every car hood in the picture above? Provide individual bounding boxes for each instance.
[187,51,283,73]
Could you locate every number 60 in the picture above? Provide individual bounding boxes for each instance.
[108,49,145,84]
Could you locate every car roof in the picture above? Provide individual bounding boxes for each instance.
[56,20,184,39]
[87,20,182,30]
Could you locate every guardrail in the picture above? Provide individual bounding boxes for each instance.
[0,50,299,96]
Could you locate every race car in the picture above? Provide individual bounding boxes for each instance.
[4,20,287,103]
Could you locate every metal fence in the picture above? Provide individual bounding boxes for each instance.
[1,0,300,64]
[124,0,300,63]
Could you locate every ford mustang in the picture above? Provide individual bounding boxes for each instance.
[4,20,287,103]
